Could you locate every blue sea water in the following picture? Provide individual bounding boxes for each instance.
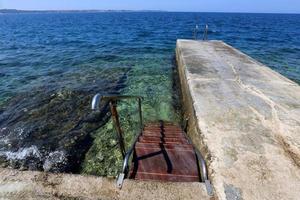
[0,12,299,174]
[1,12,299,101]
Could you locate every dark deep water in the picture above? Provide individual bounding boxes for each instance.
[0,12,299,175]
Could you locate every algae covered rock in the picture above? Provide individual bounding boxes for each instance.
[0,89,109,173]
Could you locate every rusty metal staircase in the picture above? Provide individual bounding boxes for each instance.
[92,95,213,196]
[130,122,200,182]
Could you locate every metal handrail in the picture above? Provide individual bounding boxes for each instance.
[193,24,199,40]
[116,132,141,188]
[182,131,208,181]
[92,95,143,130]
[92,95,143,110]
[203,24,209,41]
[182,118,213,196]
[184,133,213,196]
[91,94,144,188]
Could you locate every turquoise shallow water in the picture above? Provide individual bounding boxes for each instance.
[0,12,299,175]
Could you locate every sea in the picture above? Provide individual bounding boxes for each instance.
[0,12,299,176]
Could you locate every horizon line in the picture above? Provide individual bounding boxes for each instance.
[0,8,299,15]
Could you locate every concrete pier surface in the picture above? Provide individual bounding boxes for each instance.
[0,168,210,199]
[176,39,300,200]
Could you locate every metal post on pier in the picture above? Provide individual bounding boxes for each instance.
[203,24,208,40]
[193,25,199,40]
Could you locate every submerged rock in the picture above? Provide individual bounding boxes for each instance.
[0,89,110,173]
[0,66,134,174]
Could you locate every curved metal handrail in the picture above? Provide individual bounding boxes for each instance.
[91,93,102,111]
[183,132,213,195]
[182,131,208,181]
[182,118,213,196]
[193,24,199,40]
[92,94,143,131]
[92,94,143,109]
[203,24,209,41]
[195,148,208,181]
[116,132,141,188]
[121,133,140,173]
[91,94,144,189]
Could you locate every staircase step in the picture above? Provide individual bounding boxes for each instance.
[131,172,199,182]
[144,127,183,132]
[130,142,199,182]
[138,136,189,145]
[129,122,200,183]
[143,130,186,135]
[135,142,194,150]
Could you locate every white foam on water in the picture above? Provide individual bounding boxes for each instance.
[0,127,8,145]
[0,145,42,160]
[14,127,24,137]
[0,127,7,132]
[0,127,27,145]
[0,138,9,145]
[43,150,67,172]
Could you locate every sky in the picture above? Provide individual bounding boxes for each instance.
[0,0,300,13]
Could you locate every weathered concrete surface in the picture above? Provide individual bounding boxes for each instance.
[0,168,211,200]
[176,39,300,200]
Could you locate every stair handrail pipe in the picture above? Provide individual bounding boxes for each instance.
[182,118,213,196]
[91,94,144,187]
[203,24,209,41]
[92,94,143,131]
[193,24,199,40]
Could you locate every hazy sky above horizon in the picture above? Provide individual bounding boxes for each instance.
[0,0,299,13]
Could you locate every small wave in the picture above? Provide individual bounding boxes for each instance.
[0,145,41,160]
[0,127,29,141]
[0,127,8,133]
[43,150,68,172]
[0,138,9,145]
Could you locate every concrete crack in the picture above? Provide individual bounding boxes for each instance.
[226,59,300,169]
[225,59,286,135]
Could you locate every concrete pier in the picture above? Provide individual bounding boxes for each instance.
[176,39,300,200]
[0,168,210,199]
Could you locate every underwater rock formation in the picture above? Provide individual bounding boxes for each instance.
[0,89,110,172]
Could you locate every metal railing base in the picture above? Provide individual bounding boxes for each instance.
[116,173,125,189]
[205,180,213,196]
